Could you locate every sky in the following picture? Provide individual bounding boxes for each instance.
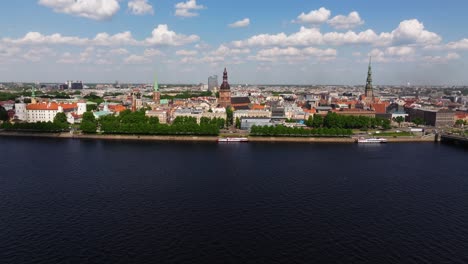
[0,0,467,85]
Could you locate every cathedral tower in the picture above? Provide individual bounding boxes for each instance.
[365,57,374,100]
[218,68,231,108]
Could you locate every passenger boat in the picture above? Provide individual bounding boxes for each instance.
[218,137,249,143]
[356,137,388,144]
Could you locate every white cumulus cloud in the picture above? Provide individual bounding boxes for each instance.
[144,48,163,57]
[128,0,154,15]
[145,24,200,46]
[38,0,120,20]
[175,0,205,17]
[295,7,331,24]
[2,25,200,47]
[446,39,468,50]
[328,11,364,30]
[391,19,441,45]
[232,19,440,48]
[229,18,250,28]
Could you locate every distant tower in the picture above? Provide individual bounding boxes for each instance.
[31,83,37,104]
[218,68,231,108]
[365,57,374,100]
[153,72,160,105]
[131,89,140,112]
[208,75,218,92]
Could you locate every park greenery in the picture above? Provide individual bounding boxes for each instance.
[412,117,424,127]
[79,109,223,136]
[305,112,391,130]
[250,125,352,137]
[372,131,413,137]
[226,106,234,126]
[160,91,213,100]
[83,93,104,105]
[0,106,8,121]
[0,112,69,132]
[393,116,405,127]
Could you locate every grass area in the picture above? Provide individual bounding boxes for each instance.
[372,131,414,137]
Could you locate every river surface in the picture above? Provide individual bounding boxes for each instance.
[1,137,467,263]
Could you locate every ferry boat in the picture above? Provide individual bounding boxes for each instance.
[356,137,388,144]
[218,137,249,143]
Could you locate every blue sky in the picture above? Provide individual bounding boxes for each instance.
[0,0,467,85]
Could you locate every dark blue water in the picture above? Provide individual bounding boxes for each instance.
[1,137,467,263]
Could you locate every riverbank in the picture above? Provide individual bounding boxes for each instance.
[0,131,436,143]
[0,131,218,142]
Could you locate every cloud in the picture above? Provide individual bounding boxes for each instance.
[175,0,205,17]
[92,31,139,46]
[446,39,468,50]
[109,48,129,55]
[250,47,337,63]
[423,52,460,64]
[57,52,75,64]
[229,18,250,28]
[23,47,56,62]
[385,46,415,56]
[295,7,331,24]
[391,19,441,45]
[124,54,151,64]
[176,49,198,56]
[328,11,364,30]
[256,47,336,58]
[128,0,154,15]
[144,48,163,57]
[368,46,416,62]
[145,24,200,46]
[0,44,21,58]
[38,0,120,20]
[232,19,440,48]
[211,45,250,56]
[3,32,89,45]
[232,27,323,47]
[3,25,200,47]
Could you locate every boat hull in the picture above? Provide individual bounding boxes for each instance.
[218,137,249,143]
[356,137,388,143]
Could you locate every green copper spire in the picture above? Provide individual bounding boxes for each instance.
[31,83,36,98]
[153,72,159,92]
[365,56,374,99]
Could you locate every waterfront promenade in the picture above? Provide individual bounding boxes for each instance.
[0,131,436,143]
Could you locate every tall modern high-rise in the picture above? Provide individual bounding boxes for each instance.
[153,73,160,105]
[365,57,374,100]
[218,68,231,108]
[208,75,218,92]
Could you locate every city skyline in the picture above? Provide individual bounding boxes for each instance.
[1,0,468,85]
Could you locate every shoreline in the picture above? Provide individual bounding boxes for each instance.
[0,131,436,143]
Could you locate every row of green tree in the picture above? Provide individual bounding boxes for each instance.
[250,125,353,137]
[0,112,69,132]
[159,91,213,100]
[305,113,391,130]
[79,110,224,136]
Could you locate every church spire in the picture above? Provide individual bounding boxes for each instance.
[365,57,374,99]
[220,67,230,90]
[154,72,159,92]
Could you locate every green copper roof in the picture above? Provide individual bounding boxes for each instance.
[154,72,159,92]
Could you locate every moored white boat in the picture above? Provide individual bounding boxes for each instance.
[218,137,249,143]
[356,137,387,143]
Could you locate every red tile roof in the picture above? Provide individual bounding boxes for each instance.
[26,102,77,111]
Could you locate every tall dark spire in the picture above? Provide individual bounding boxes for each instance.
[365,57,374,99]
[220,67,230,90]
